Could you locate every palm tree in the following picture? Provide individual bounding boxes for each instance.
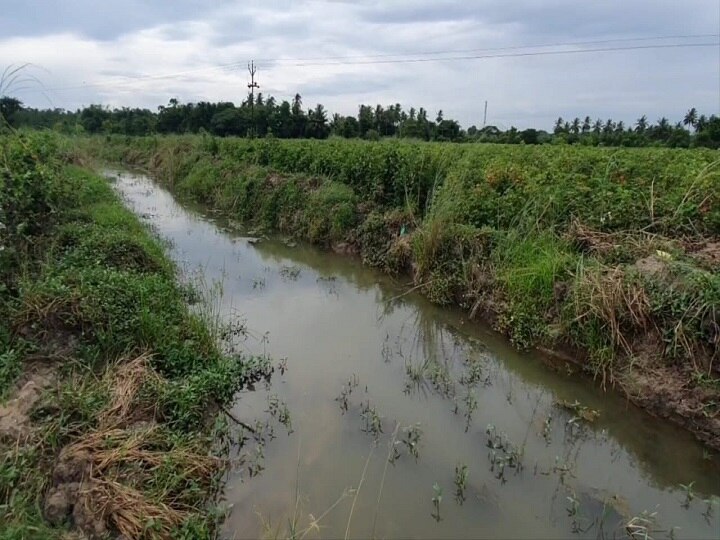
[635,115,648,133]
[553,117,564,134]
[581,116,591,134]
[697,114,708,132]
[570,117,580,135]
[683,107,698,131]
[291,93,303,115]
[592,119,602,134]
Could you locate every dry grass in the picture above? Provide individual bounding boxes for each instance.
[571,261,655,388]
[98,353,161,429]
[79,479,188,539]
[567,218,673,260]
[12,292,83,337]
[51,353,223,539]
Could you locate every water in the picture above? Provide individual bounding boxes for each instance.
[111,170,720,540]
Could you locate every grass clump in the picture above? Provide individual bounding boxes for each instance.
[492,230,576,348]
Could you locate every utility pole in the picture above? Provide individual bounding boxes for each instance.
[483,100,488,127]
[247,61,259,138]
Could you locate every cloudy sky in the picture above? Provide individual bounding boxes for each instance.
[1,0,718,129]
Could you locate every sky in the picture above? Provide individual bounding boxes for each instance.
[1,0,719,130]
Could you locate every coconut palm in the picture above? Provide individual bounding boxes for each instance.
[635,115,648,133]
[683,107,698,131]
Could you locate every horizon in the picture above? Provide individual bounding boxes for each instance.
[1,1,719,131]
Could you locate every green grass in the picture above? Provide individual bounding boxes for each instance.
[0,133,268,538]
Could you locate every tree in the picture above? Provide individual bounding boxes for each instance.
[581,116,591,134]
[683,107,698,131]
[274,100,292,138]
[696,114,708,132]
[340,116,359,138]
[570,117,580,135]
[210,107,242,136]
[358,105,374,137]
[0,96,22,127]
[306,103,329,139]
[80,104,111,134]
[291,94,303,115]
[290,94,306,138]
[635,115,648,133]
[519,128,539,144]
[695,115,720,148]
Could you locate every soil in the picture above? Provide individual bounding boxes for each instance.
[0,362,56,441]
[43,447,108,539]
[689,240,720,269]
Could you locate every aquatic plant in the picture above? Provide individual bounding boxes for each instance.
[431,482,443,522]
[454,464,469,504]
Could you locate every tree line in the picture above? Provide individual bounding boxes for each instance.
[1,94,719,148]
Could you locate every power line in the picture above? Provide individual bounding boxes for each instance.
[21,39,718,94]
[257,33,720,64]
[288,42,716,67]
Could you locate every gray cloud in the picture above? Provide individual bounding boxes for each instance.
[1,0,717,129]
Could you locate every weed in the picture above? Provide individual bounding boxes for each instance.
[359,400,383,441]
[555,399,600,423]
[279,264,301,281]
[541,413,553,444]
[399,423,423,462]
[486,424,524,482]
[701,495,719,523]
[267,394,293,435]
[678,481,695,509]
[463,388,478,432]
[459,356,483,387]
[431,482,443,522]
[454,464,468,504]
[625,509,660,540]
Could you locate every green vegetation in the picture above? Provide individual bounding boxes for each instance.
[0,132,268,538]
[4,94,720,148]
[77,134,720,447]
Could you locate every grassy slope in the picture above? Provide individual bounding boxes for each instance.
[0,133,268,539]
[77,135,720,448]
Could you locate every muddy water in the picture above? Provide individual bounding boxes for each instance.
[110,170,720,540]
